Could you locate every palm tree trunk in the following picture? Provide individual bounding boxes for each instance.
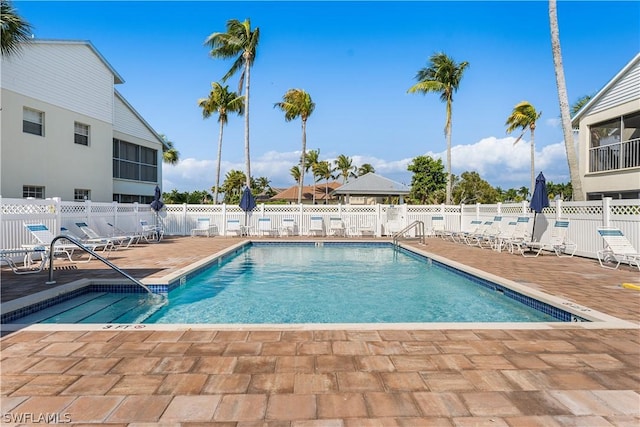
[530,127,535,197]
[549,0,584,200]
[298,120,307,204]
[214,122,224,204]
[243,55,251,188]
[445,100,453,205]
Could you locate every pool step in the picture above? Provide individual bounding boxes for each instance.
[10,292,110,324]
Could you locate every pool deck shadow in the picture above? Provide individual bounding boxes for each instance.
[1,235,639,425]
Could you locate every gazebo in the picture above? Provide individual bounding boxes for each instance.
[332,173,410,205]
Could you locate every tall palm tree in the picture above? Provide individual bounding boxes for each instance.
[160,134,180,165]
[357,163,375,176]
[198,82,244,204]
[305,149,321,203]
[408,52,469,204]
[1,0,33,57]
[274,88,316,204]
[571,94,592,116]
[505,101,542,197]
[221,169,246,204]
[205,18,260,189]
[334,154,356,183]
[549,0,584,201]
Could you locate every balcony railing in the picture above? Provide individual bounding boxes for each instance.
[589,137,640,173]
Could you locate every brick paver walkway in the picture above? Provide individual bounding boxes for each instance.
[1,236,639,425]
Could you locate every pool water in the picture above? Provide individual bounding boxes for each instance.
[10,244,561,324]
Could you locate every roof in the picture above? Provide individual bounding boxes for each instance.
[270,182,342,202]
[25,39,125,84]
[332,173,410,195]
[571,53,640,125]
[115,90,165,147]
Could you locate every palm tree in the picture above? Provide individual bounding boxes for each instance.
[505,101,542,197]
[314,160,336,202]
[274,88,316,204]
[160,134,180,165]
[408,52,469,205]
[571,94,592,116]
[1,0,33,57]
[205,18,260,189]
[549,0,584,201]
[290,165,301,185]
[221,169,246,204]
[357,163,375,176]
[305,149,321,203]
[198,82,244,204]
[334,154,356,183]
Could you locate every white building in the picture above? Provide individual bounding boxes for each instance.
[0,39,165,203]
[572,53,640,200]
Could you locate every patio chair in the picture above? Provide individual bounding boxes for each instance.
[596,227,640,270]
[492,220,517,252]
[139,219,164,243]
[451,220,483,243]
[1,247,49,274]
[430,215,447,238]
[23,223,100,263]
[279,218,298,237]
[308,216,325,236]
[191,218,217,237]
[257,217,278,237]
[62,226,113,255]
[75,221,134,248]
[226,218,242,236]
[476,216,504,249]
[463,221,493,246]
[328,217,346,237]
[104,221,140,246]
[516,219,577,257]
[504,217,532,253]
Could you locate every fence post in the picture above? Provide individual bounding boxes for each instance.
[53,197,62,233]
[112,201,119,229]
[183,203,188,236]
[85,199,93,225]
[603,197,612,227]
[555,199,562,221]
[299,203,304,228]
[522,200,528,215]
[476,203,480,220]
[134,202,139,232]
[497,202,502,216]
[222,203,227,236]
[376,203,382,237]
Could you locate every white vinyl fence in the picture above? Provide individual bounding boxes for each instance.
[1,196,638,260]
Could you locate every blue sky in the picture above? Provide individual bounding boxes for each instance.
[15,1,640,193]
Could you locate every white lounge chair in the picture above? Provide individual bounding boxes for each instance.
[23,223,100,263]
[139,219,164,242]
[104,221,139,246]
[226,218,242,236]
[191,218,217,237]
[62,226,113,255]
[279,218,297,236]
[505,217,532,253]
[596,227,640,270]
[308,216,325,236]
[1,247,49,274]
[517,219,577,257]
[451,219,482,243]
[257,217,277,237]
[75,221,134,248]
[430,215,447,238]
[329,217,346,237]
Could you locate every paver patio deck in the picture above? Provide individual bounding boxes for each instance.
[1,236,639,425]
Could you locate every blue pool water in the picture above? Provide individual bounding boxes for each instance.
[10,243,563,324]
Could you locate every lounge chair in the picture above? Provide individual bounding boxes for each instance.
[279,218,297,237]
[226,218,242,236]
[75,221,134,248]
[430,215,447,238]
[492,220,517,252]
[328,217,346,237]
[257,217,278,237]
[475,216,504,249]
[308,216,325,236]
[191,218,217,237]
[139,219,164,242]
[516,219,577,257]
[1,247,49,274]
[463,221,493,246]
[104,221,140,246]
[62,226,113,255]
[23,223,100,263]
[596,227,640,270]
[451,220,483,243]
[504,217,532,253]
[347,221,375,237]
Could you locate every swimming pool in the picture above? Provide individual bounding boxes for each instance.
[4,243,587,325]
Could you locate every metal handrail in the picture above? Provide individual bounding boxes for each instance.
[392,220,426,247]
[46,234,153,294]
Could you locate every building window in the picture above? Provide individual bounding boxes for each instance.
[23,185,45,199]
[74,122,90,145]
[113,193,154,204]
[74,189,90,201]
[589,112,640,173]
[23,107,44,136]
[113,139,158,183]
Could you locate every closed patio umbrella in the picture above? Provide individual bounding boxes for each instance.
[239,187,257,229]
[530,172,550,241]
[150,185,164,241]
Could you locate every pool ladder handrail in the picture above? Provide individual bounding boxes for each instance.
[46,234,154,295]
[392,220,426,248]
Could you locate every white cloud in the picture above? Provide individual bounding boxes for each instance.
[163,136,571,193]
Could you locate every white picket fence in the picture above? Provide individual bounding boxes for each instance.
[1,196,638,260]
